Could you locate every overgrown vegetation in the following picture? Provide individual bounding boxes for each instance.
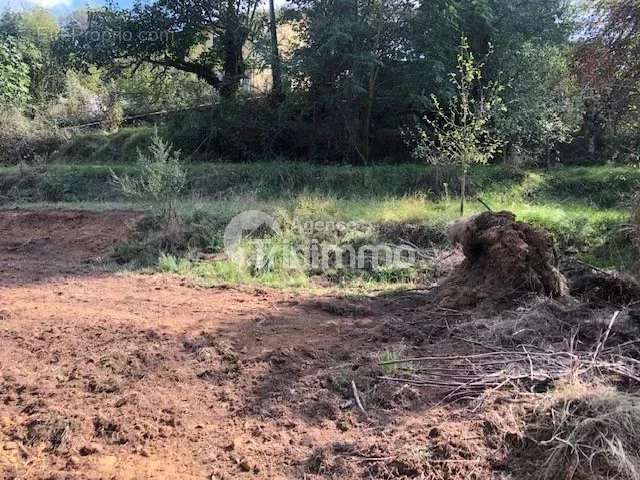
[110,131,186,220]
[2,161,638,284]
[0,108,66,165]
[530,384,640,480]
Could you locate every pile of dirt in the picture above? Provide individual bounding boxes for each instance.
[437,211,567,309]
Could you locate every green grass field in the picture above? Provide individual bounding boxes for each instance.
[1,160,638,288]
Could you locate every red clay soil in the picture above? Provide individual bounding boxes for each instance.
[0,210,143,284]
[0,210,525,480]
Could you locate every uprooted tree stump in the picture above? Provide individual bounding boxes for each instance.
[437,211,567,308]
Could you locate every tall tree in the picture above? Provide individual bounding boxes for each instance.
[291,0,416,162]
[268,0,284,100]
[62,0,261,98]
[576,0,640,156]
[0,9,66,104]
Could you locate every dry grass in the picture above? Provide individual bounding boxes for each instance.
[532,382,640,480]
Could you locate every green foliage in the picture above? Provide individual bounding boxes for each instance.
[111,65,214,114]
[533,166,640,209]
[103,99,124,133]
[0,107,66,165]
[290,0,417,162]
[111,131,186,219]
[413,37,504,168]
[577,0,640,154]
[495,43,583,164]
[0,36,31,106]
[283,0,575,163]
[409,36,504,213]
[112,208,228,265]
[62,0,260,97]
[53,128,155,164]
[2,161,636,271]
[0,9,66,105]
[379,349,403,375]
[158,253,193,274]
[45,69,104,125]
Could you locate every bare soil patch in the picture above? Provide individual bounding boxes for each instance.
[0,209,142,284]
[0,209,636,479]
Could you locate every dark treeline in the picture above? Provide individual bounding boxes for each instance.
[1,0,639,164]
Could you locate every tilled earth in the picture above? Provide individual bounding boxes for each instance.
[0,210,530,480]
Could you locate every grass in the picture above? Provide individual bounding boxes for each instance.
[51,127,156,165]
[530,382,640,480]
[2,160,637,206]
[1,160,638,288]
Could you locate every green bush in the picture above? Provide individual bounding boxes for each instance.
[52,127,155,164]
[111,131,186,219]
[0,107,67,165]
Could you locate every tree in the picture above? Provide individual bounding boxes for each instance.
[0,37,31,106]
[268,0,284,100]
[494,42,582,165]
[575,0,640,158]
[290,0,416,163]
[410,36,503,215]
[62,0,261,98]
[285,0,575,163]
[0,9,66,104]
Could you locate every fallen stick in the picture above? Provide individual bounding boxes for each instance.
[379,350,575,366]
[351,380,369,420]
[593,311,620,363]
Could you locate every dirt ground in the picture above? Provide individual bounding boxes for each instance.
[0,210,563,479]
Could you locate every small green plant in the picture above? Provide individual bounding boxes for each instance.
[111,130,186,220]
[158,253,193,274]
[379,349,402,375]
[410,36,504,215]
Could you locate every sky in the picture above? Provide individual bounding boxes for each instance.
[0,0,135,16]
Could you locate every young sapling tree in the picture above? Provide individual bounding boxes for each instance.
[411,36,504,215]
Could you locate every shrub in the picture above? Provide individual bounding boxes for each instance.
[112,208,227,265]
[0,107,67,165]
[103,99,125,133]
[111,130,186,220]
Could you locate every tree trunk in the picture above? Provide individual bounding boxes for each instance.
[268,0,284,101]
[358,0,383,164]
[220,38,244,98]
[360,66,378,164]
[220,1,246,98]
[583,97,604,162]
[460,167,467,216]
